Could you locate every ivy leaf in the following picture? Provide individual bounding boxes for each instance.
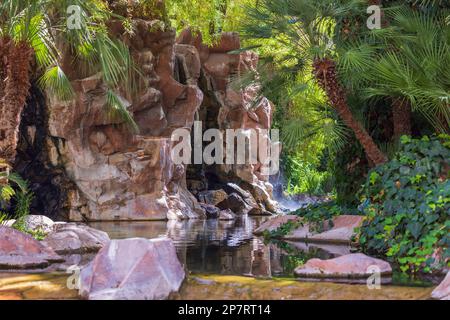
[407,222,422,240]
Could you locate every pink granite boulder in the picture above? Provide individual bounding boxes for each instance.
[0,226,63,270]
[79,237,185,300]
[294,253,392,282]
[431,272,450,300]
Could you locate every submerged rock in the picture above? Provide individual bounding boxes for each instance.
[0,226,63,270]
[42,223,109,254]
[79,237,185,300]
[431,272,450,300]
[294,253,392,283]
[218,209,235,221]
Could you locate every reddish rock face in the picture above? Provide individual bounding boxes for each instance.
[431,272,450,300]
[45,18,206,221]
[43,14,277,220]
[79,237,185,300]
[178,30,279,214]
[0,226,63,270]
[294,253,392,282]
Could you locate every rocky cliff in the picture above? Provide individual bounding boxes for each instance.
[16,13,278,221]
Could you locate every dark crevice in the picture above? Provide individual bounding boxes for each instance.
[13,83,73,220]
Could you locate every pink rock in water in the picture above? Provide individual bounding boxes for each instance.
[79,237,185,300]
[0,226,63,270]
[253,215,299,235]
[294,253,392,281]
[431,272,450,300]
[42,223,110,254]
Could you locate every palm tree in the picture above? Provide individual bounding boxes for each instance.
[363,7,449,134]
[336,2,450,138]
[241,0,388,165]
[0,0,139,166]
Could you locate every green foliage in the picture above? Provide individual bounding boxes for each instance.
[0,170,33,232]
[294,201,359,233]
[283,154,334,196]
[359,135,450,273]
[337,5,450,133]
[166,0,254,44]
[0,0,141,130]
[262,219,302,240]
[265,201,358,239]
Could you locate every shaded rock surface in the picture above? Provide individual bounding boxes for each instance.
[218,209,235,221]
[431,272,450,300]
[198,190,228,206]
[42,223,110,254]
[294,253,392,283]
[0,226,62,270]
[178,30,279,216]
[79,237,185,300]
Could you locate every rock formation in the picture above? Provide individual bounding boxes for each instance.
[177,30,279,215]
[14,3,278,221]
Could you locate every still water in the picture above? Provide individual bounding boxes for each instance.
[89,216,348,278]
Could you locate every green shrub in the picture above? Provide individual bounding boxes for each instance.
[265,201,359,239]
[358,135,450,273]
[0,171,36,237]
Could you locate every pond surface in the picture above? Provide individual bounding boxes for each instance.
[0,215,438,300]
[89,216,347,278]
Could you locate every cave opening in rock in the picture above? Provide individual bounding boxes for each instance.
[13,83,72,220]
[185,71,225,197]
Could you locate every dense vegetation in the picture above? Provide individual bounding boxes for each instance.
[358,135,450,273]
[0,0,448,274]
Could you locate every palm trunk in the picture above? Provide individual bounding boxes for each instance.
[313,58,388,166]
[392,98,411,141]
[0,40,33,165]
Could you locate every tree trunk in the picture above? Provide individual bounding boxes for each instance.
[392,98,411,141]
[0,40,33,165]
[313,58,388,166]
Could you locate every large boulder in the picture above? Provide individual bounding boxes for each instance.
[294,253,392,283]
[217,193,248,215]
[431,272,450,300]
[198,189,228,206]
[42,223,109,254]
[0,226,63,270]
[79,237,185,300]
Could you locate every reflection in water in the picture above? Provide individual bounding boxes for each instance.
[89,216,348,278]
